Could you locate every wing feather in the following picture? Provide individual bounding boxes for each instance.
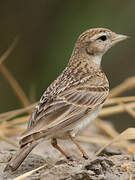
[59,86,109,108]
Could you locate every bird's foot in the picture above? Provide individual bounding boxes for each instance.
[67,155,74,161]
[83,154,89,160]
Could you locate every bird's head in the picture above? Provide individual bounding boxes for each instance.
[74,28,128,65]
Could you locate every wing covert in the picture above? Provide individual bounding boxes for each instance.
[59,85,109,108]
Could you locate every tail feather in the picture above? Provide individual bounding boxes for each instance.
[19,130,49,147]
[4,141,38,172]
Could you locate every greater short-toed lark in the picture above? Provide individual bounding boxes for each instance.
[4,28,128,172]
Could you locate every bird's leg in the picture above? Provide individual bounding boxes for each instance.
[51,138,72,160]
[68,134,88,159]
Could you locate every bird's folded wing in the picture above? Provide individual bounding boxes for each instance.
[21,101,84,137]
[20,84,109,146]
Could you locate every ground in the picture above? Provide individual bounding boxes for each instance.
[1,136,135,180]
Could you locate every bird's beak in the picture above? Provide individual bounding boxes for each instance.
[111,34,129,45]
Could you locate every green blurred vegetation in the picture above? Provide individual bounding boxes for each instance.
[0,0,135,130]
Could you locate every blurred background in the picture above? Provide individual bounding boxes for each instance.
[0,0,134,131]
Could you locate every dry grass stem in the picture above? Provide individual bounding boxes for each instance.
[119,103,135,119]
[0,64,30,108]
[77,135,131,149]
[0,35,31,108]
[0,103,36,121]
[94,119,119,138]
[100,102,135,117]
[1,127,25,136]
[109,76,135,98]
[13,163,47,180]
[105,96,135,106]
[0,134,18,147]
[6,116,30,127]
[0,35,19,65]
[95,128,135,156]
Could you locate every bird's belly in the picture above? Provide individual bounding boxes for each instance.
[71,105,103,137]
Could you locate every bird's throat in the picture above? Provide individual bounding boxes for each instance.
[89,55,102,67]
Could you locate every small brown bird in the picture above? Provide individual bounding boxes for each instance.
[4,28,128,172]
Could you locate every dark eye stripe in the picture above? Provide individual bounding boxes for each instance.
[98,35,107,41]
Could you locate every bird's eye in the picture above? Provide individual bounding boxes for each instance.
[98,35,107,41]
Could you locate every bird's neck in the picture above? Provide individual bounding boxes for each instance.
[69,49,102,70]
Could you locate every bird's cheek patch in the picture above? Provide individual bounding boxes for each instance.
[86,42,100,55]
[86,42,95,55]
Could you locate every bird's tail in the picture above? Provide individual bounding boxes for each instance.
[4,141,38,172]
